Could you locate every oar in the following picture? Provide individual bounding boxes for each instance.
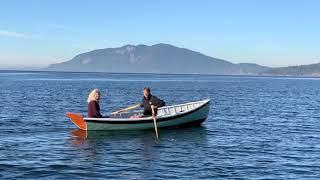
[110,104,140,115]
[151,105,159,139]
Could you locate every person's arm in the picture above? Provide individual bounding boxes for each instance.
[152,96,165,108]
[139,97,144,107]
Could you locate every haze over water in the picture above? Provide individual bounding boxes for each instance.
[1,71,320,179]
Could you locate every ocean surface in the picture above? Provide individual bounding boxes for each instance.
[1,71,320,179]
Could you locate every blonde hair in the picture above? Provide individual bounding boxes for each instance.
[87,89,101,103]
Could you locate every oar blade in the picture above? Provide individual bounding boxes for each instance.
[153,117,159,139]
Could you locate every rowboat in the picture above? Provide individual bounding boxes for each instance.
[66,99,210,131]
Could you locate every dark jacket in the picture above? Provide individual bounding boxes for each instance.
[140,94,165,116]
[88,100,103,118]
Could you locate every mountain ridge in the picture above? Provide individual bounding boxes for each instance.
[47,43,320,76]
[47,43,271,75]
[261,62,320,76]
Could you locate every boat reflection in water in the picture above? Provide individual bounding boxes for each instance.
[70,125,208,142]
[69,126,209,156]
[68,126,210,178]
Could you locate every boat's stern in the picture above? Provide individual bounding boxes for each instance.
[66,112,87,130]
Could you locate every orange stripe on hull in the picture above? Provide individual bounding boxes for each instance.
[66,112,87,130]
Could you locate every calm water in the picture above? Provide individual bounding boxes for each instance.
[1,71,320,179]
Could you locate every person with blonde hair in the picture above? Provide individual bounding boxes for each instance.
[87,88,104,118]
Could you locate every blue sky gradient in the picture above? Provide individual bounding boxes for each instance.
[0,0,319,68]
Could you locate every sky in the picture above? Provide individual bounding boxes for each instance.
[0,0,319,68]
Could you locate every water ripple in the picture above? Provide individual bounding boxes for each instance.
[1,72,320,178]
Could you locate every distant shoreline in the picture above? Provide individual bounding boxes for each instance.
[1,69,320,79]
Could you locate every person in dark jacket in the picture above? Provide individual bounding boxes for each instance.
[87,89,104,118]
[112,87,165,117]
[139,87,165,116]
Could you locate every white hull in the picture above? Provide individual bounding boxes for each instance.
[67,99,210,131]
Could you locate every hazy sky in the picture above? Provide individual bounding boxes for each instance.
[0,0,319,68]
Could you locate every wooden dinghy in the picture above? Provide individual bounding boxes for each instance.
[66,99,210,131]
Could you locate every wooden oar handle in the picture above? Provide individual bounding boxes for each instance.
[111,104,140,114]
[151,105,155,115]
